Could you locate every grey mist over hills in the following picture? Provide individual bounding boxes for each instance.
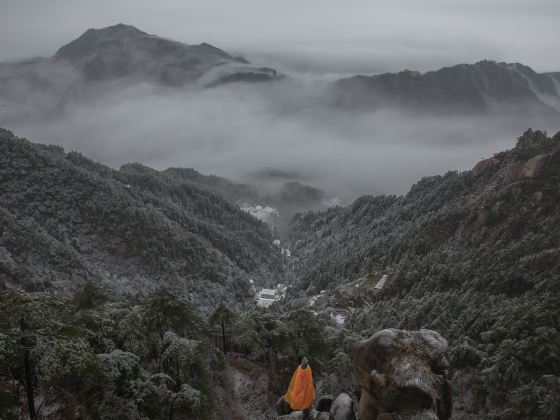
[2,11,560,419]
[52,23,276,85]
[0,24,559,201]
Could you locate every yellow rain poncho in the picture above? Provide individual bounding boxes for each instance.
[284,364,316,411]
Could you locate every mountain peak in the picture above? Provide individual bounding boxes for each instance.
[47,23,278,85]
[54,23,149,60]
[101,23,145,33]
[85,23,147,36]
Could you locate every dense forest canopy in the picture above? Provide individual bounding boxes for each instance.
[1,128,560,419]
[285,129,560,418]
[0,127,285,310]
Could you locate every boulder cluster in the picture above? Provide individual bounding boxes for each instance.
[277,329,452,420]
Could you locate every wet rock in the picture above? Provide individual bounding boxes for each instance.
[330,393,356,420]
[352,329,452,420]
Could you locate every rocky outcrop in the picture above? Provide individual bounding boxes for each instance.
[521,154,549,178]
[472,156,500,176]
[352,329,452,420]
[515,129,548,150]
[505,154,549,183]
[499,129,559,183]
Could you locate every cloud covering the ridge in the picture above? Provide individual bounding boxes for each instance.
[1,0,559,201]
[5,76,556,201]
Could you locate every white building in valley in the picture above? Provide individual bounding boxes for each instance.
[256,288,277,308]
[255,284,288,308]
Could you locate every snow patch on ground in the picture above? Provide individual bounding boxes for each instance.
[331,312,346,327]
[374,274,389,289]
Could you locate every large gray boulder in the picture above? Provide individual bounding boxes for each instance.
[330,393,356,420]
[352,329,452,420]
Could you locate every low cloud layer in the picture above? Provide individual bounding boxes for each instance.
[5,75,557,201]
[1,1,559,201]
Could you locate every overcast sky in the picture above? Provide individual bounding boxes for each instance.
[1,0,559,74]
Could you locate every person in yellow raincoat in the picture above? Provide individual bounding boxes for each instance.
[284,357,316,414]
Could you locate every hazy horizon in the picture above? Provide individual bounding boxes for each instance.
[1,1,559,202]
[6,78,556,202]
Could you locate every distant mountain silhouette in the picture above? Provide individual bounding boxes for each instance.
[1,25,558,117]
[0,23,278,91]
[53,23,278,85]
[334,60,560,115]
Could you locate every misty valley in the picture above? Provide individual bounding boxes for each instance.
[1,20,560,420]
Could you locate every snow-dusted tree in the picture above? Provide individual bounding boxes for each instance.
[209,303,236,353]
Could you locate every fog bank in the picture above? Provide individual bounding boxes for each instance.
[5,77,556,201]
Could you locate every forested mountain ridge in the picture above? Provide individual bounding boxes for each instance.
[1,127,559,418]
[334,61,560,115]
[0,23,277,89]
[0,24,279,123]
[285,129,560,418]
[0,128,284,308]
[52,23,278,85]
